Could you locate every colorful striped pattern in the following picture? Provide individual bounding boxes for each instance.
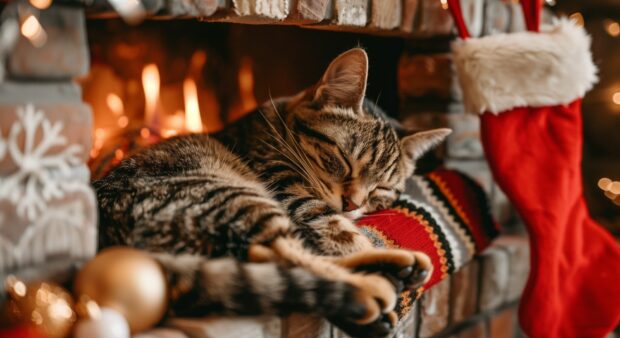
[357,168,499,314]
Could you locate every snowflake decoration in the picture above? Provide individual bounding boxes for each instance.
[0,104,83,221]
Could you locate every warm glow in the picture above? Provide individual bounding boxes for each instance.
[48,298,74,320]
[190,50,207,73]
[569,13,584,27]
[142,63,161,130]
[162,129,179,138]
[117,115,129,128]
[598,177,612,190]
[239,58,258,113]
[183,78,203,133]
[140,127,151,139]
[106,93,124,116]
[599,177,620,203]
[115,149,124,160]
[91,128,108,158]
[605,20,620,37]
[440,0,448,10]
[613,92,620,105]
[84,299,101,320]
[30,0,52,9]
[21,15,47,48]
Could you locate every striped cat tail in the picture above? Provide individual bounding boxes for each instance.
[152,253,368,319]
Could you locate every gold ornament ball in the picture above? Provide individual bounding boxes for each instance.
[73,247,168,333]
[3,277,76,338]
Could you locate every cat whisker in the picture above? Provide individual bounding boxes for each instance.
[266,97,333,197]
[258,101,328,197]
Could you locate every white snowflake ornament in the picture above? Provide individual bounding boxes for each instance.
[0,104,83,221]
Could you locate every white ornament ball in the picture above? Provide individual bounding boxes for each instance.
[74,307,130,338]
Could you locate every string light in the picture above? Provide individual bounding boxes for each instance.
[29,0,52,10]
[604,19,620,37]
[440,0,448,10]
[613,92,620,105]
[598,177,620,205]
[20,14,47,47]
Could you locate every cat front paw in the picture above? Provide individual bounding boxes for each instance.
[337,249,433,292]
[345,273,398,324]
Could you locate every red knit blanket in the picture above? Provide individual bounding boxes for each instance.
[357,168,499,315]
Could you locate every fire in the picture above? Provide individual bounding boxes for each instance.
[142,63,161,130]
[183,78,203,133]
[239,57,258,113]
[229,57,258,122]
[106,93,124,116]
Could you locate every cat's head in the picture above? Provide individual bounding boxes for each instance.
[284,48,451,218]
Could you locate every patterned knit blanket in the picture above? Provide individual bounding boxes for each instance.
[357,168,499,315]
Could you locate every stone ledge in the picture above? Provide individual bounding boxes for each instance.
[131,235,529,338]
[3,4,90,79]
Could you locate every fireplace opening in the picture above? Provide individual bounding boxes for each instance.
[81,20,406,179]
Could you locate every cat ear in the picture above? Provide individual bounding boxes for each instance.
[401,128,452,161]
[314,48,368,111]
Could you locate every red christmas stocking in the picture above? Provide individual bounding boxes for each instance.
[448,1,620,337]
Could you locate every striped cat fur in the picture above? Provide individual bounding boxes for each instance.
[94,48,451,337]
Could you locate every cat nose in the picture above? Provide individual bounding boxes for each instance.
[342,196,360,212]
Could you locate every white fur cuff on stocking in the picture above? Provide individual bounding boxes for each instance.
[452,18,598,114]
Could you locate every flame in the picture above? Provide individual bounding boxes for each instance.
[106,93,124,116]
[21,15,47,47]
[239,58,257,113]
[91,128,108,158]
[183,78,203,133]
[142,63,161,130]
[29,0,52,9]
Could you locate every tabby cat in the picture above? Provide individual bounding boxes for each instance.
[94,48,451,337]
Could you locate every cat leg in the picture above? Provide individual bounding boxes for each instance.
[251,241,431,293]
[245,209,399,324]
[268,236,398,324]
[152,253,388,329]
[290,204,433,292]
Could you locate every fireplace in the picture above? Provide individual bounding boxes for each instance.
[81,20,408,180]
[1,1,594,337]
